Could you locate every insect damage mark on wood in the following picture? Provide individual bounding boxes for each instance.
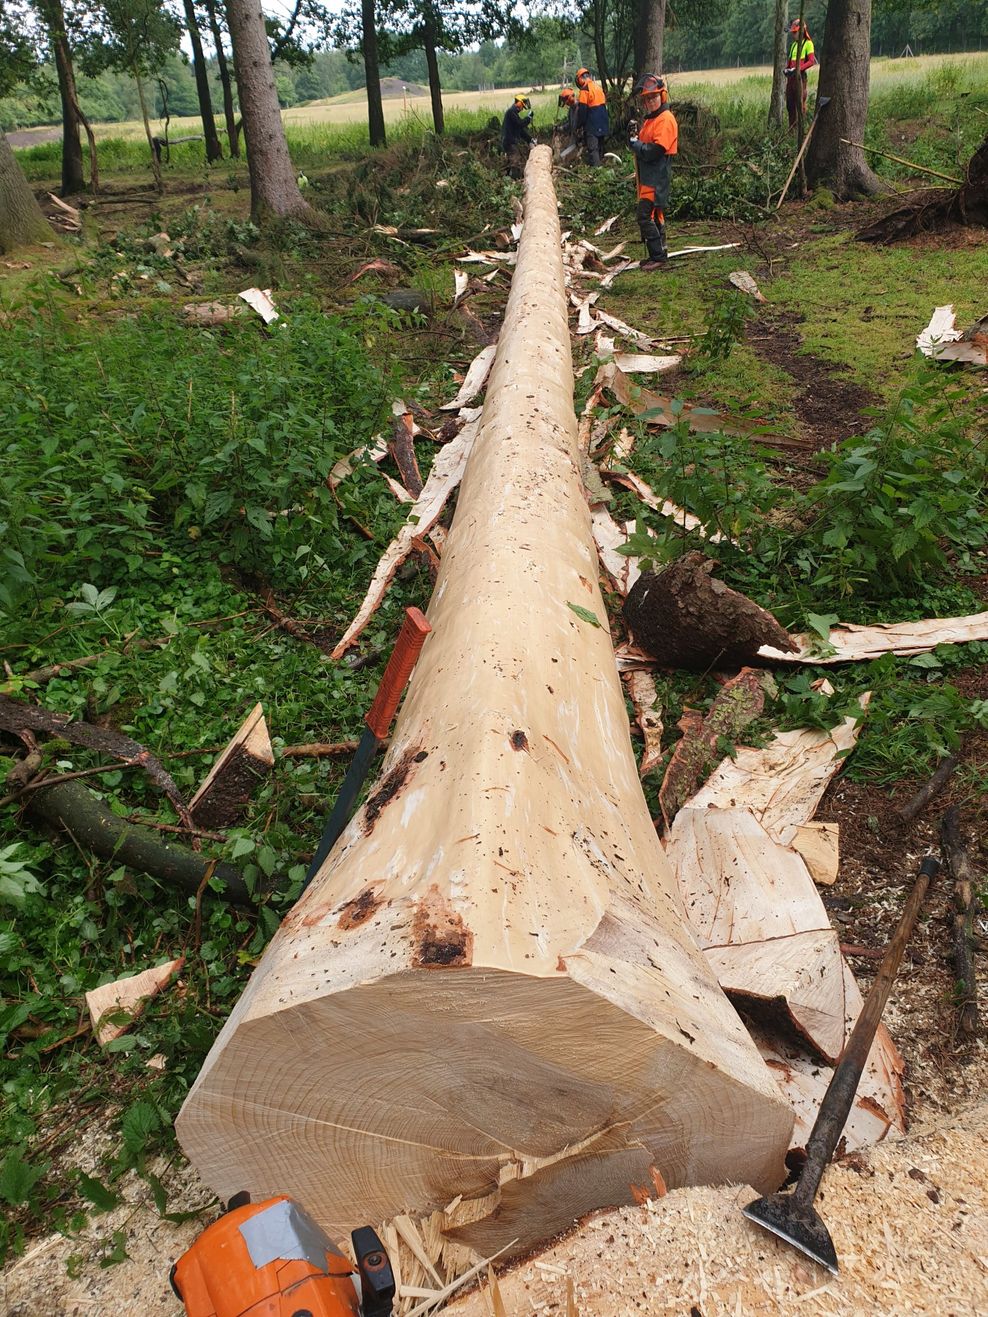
[510,729,529,751]
[336,885,384,930]
[362,746,428,833]
[412,885,473,968]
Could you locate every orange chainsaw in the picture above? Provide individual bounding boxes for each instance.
[171,1193,395,1317]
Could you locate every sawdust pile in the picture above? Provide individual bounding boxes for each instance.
[447,1102,988,1316]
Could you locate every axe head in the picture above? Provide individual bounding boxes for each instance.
[742,1191,839,1276]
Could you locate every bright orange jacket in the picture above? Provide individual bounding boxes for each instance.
[578,78,606,109]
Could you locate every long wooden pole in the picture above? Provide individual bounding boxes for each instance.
[176,147,793,1259]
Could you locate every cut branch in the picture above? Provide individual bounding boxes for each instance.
[941,807,980,1037]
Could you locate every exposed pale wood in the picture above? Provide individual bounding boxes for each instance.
[237,287,278,323]
[328,434,392,491]
[759,612,988,663]
[602,467,728,544]
[177,148,793,1255]
[189,703,273,829]
[791,821,840,886]
[86,958,184,1045]
[622,670,664,776]
[329,416,480,658]
[439,345,497,411]
[665,805,905,1103]
[687,694,870,847]
[590,508,641,595]
[728,270,766,301]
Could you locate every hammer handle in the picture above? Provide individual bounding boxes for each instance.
[795,853,938,1205]
[365,607,431,740]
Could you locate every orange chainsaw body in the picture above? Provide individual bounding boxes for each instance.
[172,1194,363,1317]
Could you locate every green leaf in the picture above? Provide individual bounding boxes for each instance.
[231,836,255,860]
[121,1101,161,1153]
[805,613,839,644]
[566,602,602,628]
[0,1150,45,1206]
[77,1173,120,1213]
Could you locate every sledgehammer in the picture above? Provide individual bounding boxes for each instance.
[742,851,938,1274]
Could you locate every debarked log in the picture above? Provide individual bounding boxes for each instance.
[176,147,794,1258]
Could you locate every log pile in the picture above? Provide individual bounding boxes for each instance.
[176,147,794,1256]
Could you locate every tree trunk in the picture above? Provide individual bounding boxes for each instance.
[176,147,793,1256]
[183,0,223,161]
[225,0,315,222]
[205,0,239,156]
[637,0,667,77]
[592,0,609,87]
[423,4,444,136]
[805,0,882,198]
[133,67,164,193]
[0,132,55,251]
[361,0,386,148]
[768,0,788,129]
[36,0,85,195]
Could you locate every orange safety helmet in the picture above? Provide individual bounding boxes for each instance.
[558,88,576,106]
[634,73,668,105]
[575,67,590,86]
[790,18,808,32]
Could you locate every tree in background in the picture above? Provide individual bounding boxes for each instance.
[225,0,316,221]
[768,0,788,127]
[0,13,55,248]
[33,0,90,192]
[806,0,882,195]
[76,0,181,191]
[202,0,238,154]
[181,0,222,160]
[636,0,666,77]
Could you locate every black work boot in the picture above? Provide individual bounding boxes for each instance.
[641,224,670,272]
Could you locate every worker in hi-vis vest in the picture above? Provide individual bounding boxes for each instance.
[628,74,678,271]
[574,67,609,166]
[785,19,817,129]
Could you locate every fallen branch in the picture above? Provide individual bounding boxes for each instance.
[28,779,250,904]
[281,741,362,758]
[0,695,194,833]
[897,752,961,824]
[839,140,963,185]
[941,807,980,1037]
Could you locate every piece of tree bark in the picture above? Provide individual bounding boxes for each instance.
[805,0,883,198]
[0,132,55,251]
[29,780,250,903]
[622,670,663,777]
[182,0,224,162]
[0,695,194,831]
[177,149,793,1254]
[189,703,273,828]
[86,957,185,1045]
[760,612,988,665]
[657,669,774,830]
[624,553,795,671]
[282,741,361,758]
[941,807,980,1037]
[225,0,315,223]
[388,409,424,497]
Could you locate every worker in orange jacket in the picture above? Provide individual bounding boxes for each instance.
[628,74,678,270]
[785,19,817,129]
[574,67,609,166]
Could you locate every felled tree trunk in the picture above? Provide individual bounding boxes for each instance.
[624,552,795,671]
[177,148,793,1257]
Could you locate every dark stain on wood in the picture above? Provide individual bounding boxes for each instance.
[412,885,473,968]
[510,729,529,751]
[336,885,383,930]
[363,746,426,833]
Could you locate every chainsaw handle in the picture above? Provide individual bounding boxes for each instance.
[365,607,431,740]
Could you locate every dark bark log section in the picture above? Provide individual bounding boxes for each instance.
[623,553,795,671]
[29,780,250,904]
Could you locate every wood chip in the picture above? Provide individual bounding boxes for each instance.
[86,958,185,1045]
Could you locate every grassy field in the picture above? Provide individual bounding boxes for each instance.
[10,51,987,148]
